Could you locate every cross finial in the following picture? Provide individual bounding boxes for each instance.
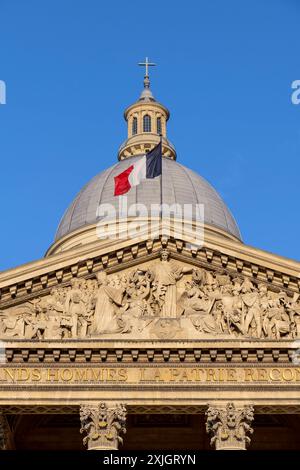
[138,57,156,88]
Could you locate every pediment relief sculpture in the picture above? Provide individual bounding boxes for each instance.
[1,250,300,340]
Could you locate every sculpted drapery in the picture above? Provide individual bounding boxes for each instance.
[150,249,192,318]
[1,250,300,340]
[92,272,125,334]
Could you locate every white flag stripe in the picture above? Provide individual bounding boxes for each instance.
[128,155,146,187]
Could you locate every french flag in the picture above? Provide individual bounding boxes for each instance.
[114,142,162,196]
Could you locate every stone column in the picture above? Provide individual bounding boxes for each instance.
[205,402,254,450]
[80,402,127,451]
[0,415,15,450]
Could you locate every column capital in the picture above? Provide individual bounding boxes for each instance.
[80,402,127,451]
[206,402,254,450]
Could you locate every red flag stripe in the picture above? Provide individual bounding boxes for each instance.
[114,165,134,196]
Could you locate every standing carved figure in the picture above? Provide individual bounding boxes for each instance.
[286,293,300,338]
[64,279,86,338]
[151,250,192,318]
[241,278,262,337]
[91,272,125,335]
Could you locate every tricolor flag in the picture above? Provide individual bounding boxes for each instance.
[114,142,162,196]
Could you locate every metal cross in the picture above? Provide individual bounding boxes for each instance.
[138,57,156,77]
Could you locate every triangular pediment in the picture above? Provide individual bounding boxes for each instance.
[1,225,300,303]
[1,237,300,341]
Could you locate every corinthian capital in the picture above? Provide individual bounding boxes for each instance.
[80,402,127,451]
[206,402,254,450]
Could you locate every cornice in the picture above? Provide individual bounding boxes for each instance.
[1,339,298,364]
[124,100,170,120]
[1,223,300,306]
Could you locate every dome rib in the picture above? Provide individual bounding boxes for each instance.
[165,159,177,205]
[178,162,203,208]
[89,163,118,224]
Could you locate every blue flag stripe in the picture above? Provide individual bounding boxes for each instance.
[146,142,162,178]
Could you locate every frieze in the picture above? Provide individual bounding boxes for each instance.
[0,365,300,385]
[1,250,300,341]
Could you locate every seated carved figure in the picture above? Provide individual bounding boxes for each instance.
[91,272,125,335]
[2,262,300,341]
[179,281,217,334]
[0,301,44,339]
[118,270,153,333]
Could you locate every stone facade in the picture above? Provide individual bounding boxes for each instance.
[1,238,300,450]
[1,250,300,342]
[1,70,300,450]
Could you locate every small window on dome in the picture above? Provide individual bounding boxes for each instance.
[132,117,138,135]
[143,114,151,132]
[157,117,162,135]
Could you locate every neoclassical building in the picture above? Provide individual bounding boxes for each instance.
[1,65,300,451]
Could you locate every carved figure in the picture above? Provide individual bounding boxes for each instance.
[91,272,125,335]
[2,257,300,341]
[151,249,192,318]
[240,279,262,337]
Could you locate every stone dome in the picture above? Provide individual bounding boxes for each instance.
[55,157,241,242]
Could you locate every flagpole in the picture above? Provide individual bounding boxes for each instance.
[159,134,163,237]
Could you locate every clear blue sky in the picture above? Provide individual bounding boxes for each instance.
[0,0,299,271]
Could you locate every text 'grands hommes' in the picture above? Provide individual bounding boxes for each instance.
[0,367,300,384]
